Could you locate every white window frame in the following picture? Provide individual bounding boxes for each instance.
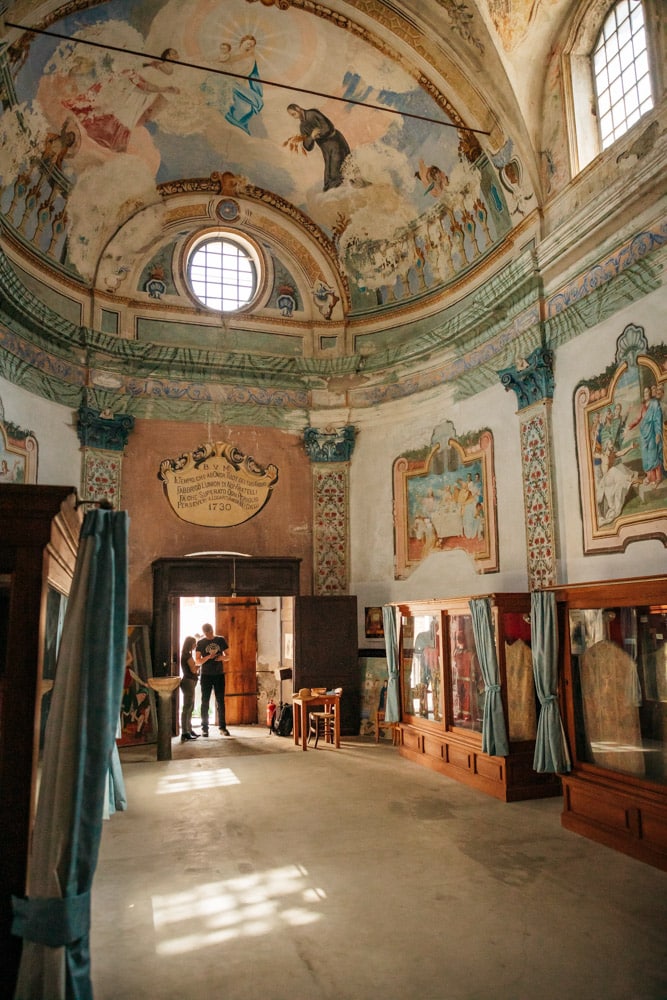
[562,0,662,175]
[185,231,264,314]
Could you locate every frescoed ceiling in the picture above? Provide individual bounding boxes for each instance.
[0,0,577,417]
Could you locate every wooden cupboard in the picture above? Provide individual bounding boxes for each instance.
[0,485,81,991]
[290,595,360,736]
[552,575,667,871]
[392,593,561,802]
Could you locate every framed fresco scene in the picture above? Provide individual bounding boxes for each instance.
[0,412,38,485]
[393,420,498,579]
[574,324,667,555]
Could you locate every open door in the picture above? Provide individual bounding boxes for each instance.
[293,595,359,735]
[216,596,258,724]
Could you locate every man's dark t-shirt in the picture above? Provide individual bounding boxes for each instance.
[196,635,228,676]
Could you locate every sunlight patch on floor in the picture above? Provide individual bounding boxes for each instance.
[155,767,240,794]
[152,864,324,954]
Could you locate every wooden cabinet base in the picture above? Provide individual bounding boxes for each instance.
[561,772,667,872]
[398,724,562,803]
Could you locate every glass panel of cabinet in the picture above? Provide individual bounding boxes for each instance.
[400,610,443,724]
[555,576,667,871]
[568,603,667,785]
[394,594,558,802]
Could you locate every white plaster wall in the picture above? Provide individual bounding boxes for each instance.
[0,376,81,486]
[256,596,281,670]
[349,377,530,639]
[551,284,667,585]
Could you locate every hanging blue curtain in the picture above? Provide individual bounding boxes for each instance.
[382,605,400,723]
[469,598,509,756]
[531,589,571,773]
[12,509,129,1000]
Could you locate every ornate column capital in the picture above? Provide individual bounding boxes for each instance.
[499,347,554,410]
[76,404,135,451]
[304,425,355,463]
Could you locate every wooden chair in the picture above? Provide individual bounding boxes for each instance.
[374,682,399,744]
[308,688,342,747]
[375,709,400,745]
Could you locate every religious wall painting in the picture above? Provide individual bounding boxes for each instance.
[1,0,520,316]
[574,324,667,554]
[158,440,278,526]
[118,625,157,747]
[0,409,38,484]
[393,420,498,579]
[359,652,390,738]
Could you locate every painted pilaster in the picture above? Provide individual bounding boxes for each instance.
[499,348,558,589]
[76,401,135,508]
[304,425,355,595]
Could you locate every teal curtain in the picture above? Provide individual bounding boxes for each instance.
[469,598,509,756]
[12,509,129,1000]
[382,605,400,723]
[531,589,571,773]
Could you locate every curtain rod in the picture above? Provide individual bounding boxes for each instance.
[5,20,490,136]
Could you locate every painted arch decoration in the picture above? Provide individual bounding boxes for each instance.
[0,0,518,320]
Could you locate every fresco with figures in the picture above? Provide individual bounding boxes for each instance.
[574,324,667,555]
[0,0,519,318]
[0,398,38,483]
[393,420,498,579]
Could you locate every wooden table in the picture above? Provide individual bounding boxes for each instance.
[292,692,341,751]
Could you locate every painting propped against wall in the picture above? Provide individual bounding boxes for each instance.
[393,421,498,579]
[574,324,667,554]
[118,625,157,746]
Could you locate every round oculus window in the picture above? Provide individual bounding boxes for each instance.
[187,234,261,313]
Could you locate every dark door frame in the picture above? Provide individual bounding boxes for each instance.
[151,556,301,678]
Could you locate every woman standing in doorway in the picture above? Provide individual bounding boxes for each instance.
[180,636,200,742]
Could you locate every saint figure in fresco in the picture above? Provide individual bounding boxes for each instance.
[285,104,351,191]
[63,49,180,153]
[628,384,665,488]
[202,36,264,135]
[224,36,263,134]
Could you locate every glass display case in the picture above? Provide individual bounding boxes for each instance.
[554,576,667,870]
[394,594,559,802]
[400,609,443,723]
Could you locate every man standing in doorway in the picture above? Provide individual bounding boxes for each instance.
[196,623,231,737]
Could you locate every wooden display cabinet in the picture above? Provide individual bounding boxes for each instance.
[392,593,561,802]
[553,575,667,871]
[0,485,81,991]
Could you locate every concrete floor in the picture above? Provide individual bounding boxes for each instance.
[92,726,667,1000]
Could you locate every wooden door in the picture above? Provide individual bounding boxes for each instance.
[216,597,258,724]
[293,595,359,735]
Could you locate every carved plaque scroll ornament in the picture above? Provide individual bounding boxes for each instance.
[158,441,278,527]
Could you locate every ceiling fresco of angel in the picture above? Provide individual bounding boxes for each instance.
[0,0,518,317]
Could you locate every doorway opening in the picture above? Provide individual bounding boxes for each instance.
[178,596,215,729]
[176,594,286,732]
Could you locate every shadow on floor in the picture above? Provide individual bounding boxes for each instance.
[118,724,389,763]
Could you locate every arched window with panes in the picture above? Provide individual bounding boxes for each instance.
[564,0,662,174]
[592,0,654,149]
